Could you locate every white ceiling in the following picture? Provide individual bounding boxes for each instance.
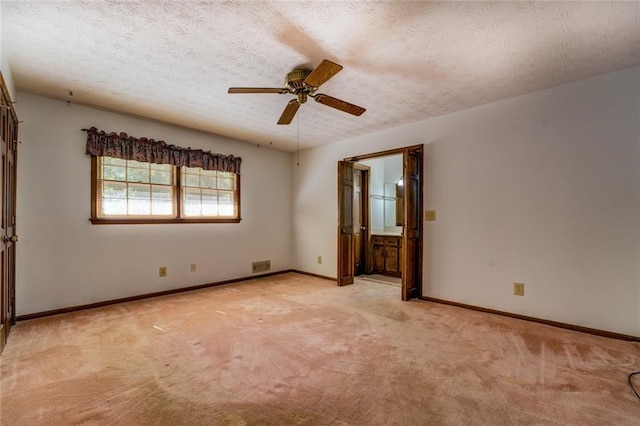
[3,1,640,152]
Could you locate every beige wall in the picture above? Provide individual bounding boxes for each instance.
[292,66,640,336]
[15,93,293,315]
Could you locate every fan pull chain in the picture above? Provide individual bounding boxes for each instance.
[296,112,300,166]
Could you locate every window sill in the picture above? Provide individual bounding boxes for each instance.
[89,217,242,225]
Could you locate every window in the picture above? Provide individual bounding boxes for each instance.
[181,167,238,218]
[91,156,240,224]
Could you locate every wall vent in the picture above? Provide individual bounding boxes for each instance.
[252,260,271,273]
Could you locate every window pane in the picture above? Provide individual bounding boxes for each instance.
[103,165,126,181]
[201,189,216,202]
[184,188,201,201]
[152,200,173,215]
[183,203,200,216]
[151,170,172,184]
[128,184,151,200]
[201,175,216,188]
[102,198,127,215]
[202,189,217,216]
[219,191,235,216]
[127,166,150,183]
[129,199,151,215]
[152,186,172,200]
[218,172,235,190]
[102,181,127,199]
[182,188,201,216]
[101,181,128,216]
[150,163,172,171]
[202,203,217,216]
[184,173,199,187]
[102,157,126,166]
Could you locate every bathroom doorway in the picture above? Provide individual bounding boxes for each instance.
[338,144,423,300]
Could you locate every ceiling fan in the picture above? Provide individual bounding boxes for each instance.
[228,59,366,125]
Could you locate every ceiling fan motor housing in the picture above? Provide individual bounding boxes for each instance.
[286,69,312,91]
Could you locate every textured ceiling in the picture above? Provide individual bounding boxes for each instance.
[3,1,640,152]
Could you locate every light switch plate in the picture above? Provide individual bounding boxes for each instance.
[425,210,436,221]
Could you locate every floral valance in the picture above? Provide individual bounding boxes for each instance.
[83,127,241,174]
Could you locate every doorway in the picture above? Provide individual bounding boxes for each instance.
[0,72,18,355]
[337,145,423,300]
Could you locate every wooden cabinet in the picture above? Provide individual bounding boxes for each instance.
[371,235,402,277]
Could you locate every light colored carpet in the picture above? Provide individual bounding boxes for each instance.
[1,272,638,425]
[357,274,402,287]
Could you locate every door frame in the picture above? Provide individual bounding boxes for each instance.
[0,72,18,355]
[338,144,424,300]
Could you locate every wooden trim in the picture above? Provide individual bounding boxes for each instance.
[343,144,423,162]
[291,269,337,282]
[416,146,424,299]
[421,296,640,342]
[236,173,242,221]
[176,164,183,217]
[90,156,98,218]
[90,217,242,224]
[17,270,296,321]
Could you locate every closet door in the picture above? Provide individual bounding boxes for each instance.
[402,147,422,300]
[337,161,354,286]
[0,73,18,354]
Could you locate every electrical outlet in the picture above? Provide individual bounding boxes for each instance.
[514,282,525,296]
[159,266,167,277]
[425,210,436,221]
[190,263,197,272]
[317,256,322,264]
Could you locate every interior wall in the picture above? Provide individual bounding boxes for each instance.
[15,93,292,315]
[292,66,640,336]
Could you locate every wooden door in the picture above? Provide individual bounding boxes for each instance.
[402,147,422,300]
[0,73,18,354]
[337,161,354,286]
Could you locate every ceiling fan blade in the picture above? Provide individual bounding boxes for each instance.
[277,99,301,125]
[228,87,288,94]
[303,60,343,88]
[314,94,366,116]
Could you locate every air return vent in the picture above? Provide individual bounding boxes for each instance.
[252,260,271,273]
